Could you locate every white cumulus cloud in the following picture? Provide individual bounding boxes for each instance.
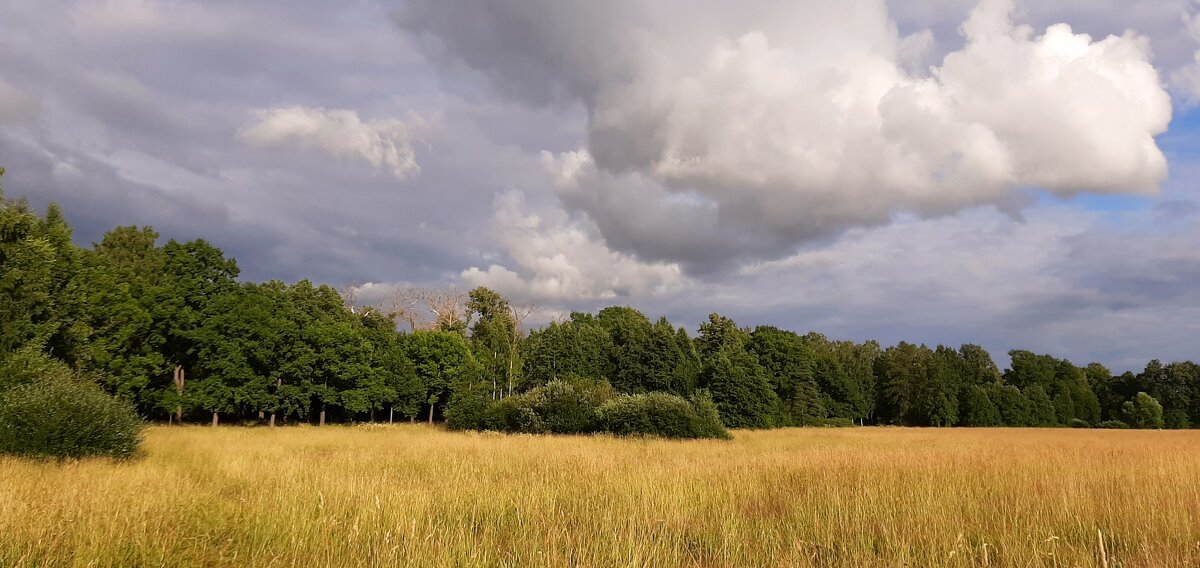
[240,105,422,179]
[460,191,687,301]
[401,0,1171,271]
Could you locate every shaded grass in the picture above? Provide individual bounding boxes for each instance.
[1,426,1197,567]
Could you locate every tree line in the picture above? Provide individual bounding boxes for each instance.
[3,177,1197,433]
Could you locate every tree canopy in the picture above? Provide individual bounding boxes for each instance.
[1,181,1197,432]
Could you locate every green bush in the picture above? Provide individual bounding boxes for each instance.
[476,378,617,435]
[535,378,617,434]
[1097,420,1130,429]
[597,392,730,439]
[0,377,145,459]
[0,347,74,393]
[689,390,730,439]
[459,380,726,439]
[1069,418,1091,428]
[444,386,492,431]
[486,393,544,433]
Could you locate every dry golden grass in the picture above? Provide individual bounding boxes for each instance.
[1,425,1197,567]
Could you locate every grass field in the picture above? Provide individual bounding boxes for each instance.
[1,426,1197,567]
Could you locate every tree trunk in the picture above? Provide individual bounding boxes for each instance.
[427,403,434,425]
[507,352,515,398]
[389,405,394,424]
[319,408,326,427]
[409,414,415,424]
[258,410,265,421]
[211,411,219,427]
[370,408,375,422]
[269,378,281,428]
[174,365,186,424]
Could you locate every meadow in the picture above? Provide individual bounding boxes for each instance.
[1,426,1197,567]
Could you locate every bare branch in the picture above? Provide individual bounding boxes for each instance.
[336,281,362,314]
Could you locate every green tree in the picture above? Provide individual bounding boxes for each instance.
[749,326,823,425]
[0,190,79,360]
[1141,360,1193,429]
[590,307,697,395]
[696,314,779,428]
[1024,385,1056,426]
[989,384,1031,426]
[875,342,957,426]
[522,318,613,385]
[1085,363,1122,422]
[959,385,1001,426]
[1122,392,1164,429]
[466,287,518,399]
[406,330,480,424]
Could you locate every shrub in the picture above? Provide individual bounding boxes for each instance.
[464,380,727,439]
[536,378,617,434]
[0,377,144,459]
[1069,418,1091,428]
[597,392,730,439]
[689,390,730,439]
[444,386,492,431]
[0,347,73,393]
[486,393,543,433]
[478,378,618,435]
[1098,420,1130,429]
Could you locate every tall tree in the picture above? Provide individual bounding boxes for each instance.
[749,326,823,425]
[696,314,779,428]
[406,330,480,424]
[522,318,614,385]
[467,287,519,399]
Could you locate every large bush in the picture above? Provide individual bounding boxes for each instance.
[481,378,616,434]
[597,392,730,439]
[0,347,74,393]
[486,392,544,433]
[453,379,727,439]
[0,377,145,459]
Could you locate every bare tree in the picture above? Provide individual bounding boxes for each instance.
[385,287,428,331]
[424,287,469,331]
[381,286,472,332]
[336,281,363,314]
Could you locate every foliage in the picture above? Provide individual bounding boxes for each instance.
[1122,392,1164,429]
[4,181,1200,435]
[0,376,144,459]
[597,392,730,439]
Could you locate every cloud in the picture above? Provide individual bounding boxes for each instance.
[1171,1,1200,101]
[0,78,40,124]
[400,0,1172,271]
[240,105,422,179]
[460,191,687,301]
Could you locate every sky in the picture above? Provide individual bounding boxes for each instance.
[1,0,1198,372]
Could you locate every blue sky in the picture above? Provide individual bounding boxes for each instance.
[1,0,1198,372]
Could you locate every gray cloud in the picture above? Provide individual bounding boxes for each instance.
[400,0,1172,272]
[1,0,1198,372]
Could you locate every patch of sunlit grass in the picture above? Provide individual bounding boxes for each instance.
[1,425,1197,567]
